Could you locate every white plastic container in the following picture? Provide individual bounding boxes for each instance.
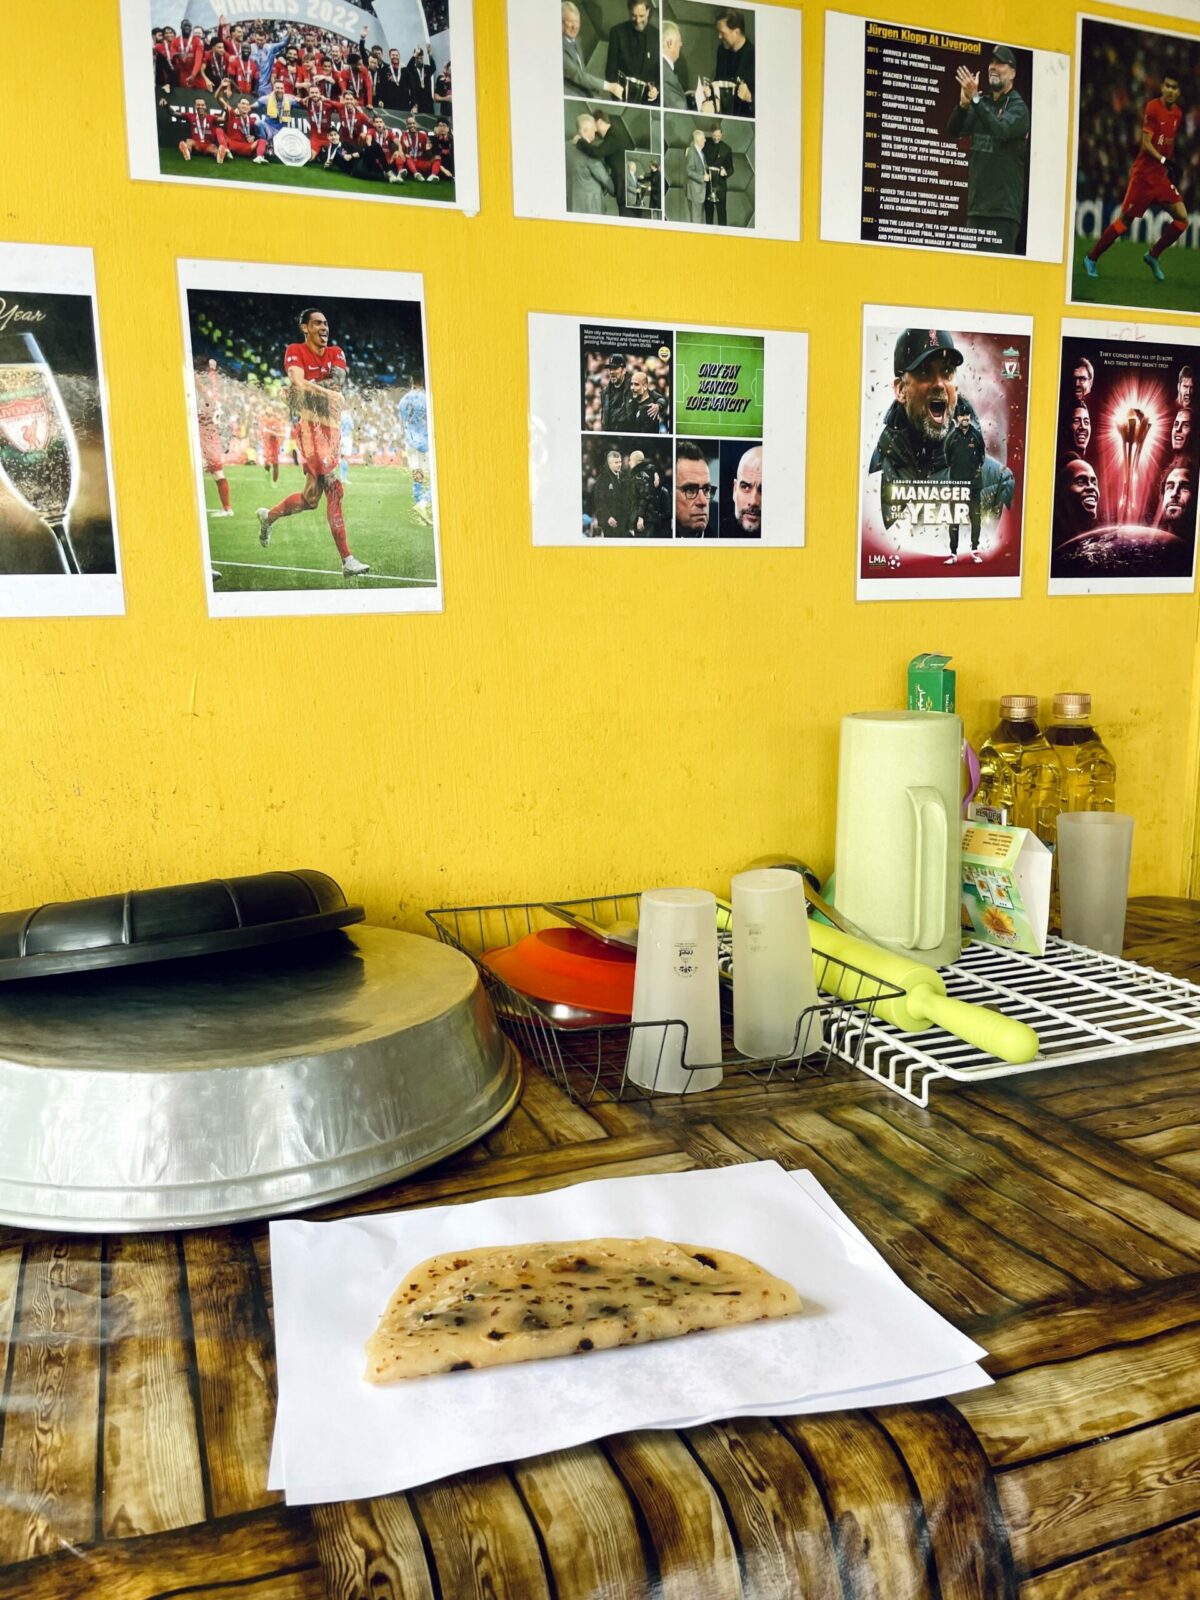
[732,868,823,1061]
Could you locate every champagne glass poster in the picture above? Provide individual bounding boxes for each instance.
[0,244,123,618]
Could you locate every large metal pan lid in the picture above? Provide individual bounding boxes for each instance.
[0,868,364,980]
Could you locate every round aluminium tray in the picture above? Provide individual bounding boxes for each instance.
[0,869,365,980]
[0,926,520,1231]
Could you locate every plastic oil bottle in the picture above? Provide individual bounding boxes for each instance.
[975,695,1064,845]
[1045,693,1116,814]
[1046,693,1116,927]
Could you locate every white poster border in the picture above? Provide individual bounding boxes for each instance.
[121,0,480,215]
[177,256,444,619]
[509,0,801,241]
[820,11,1069,265]
[529,310,807,549]
[0,243,125,620]
[1048,315,1200,598]
[856,300,1034,603]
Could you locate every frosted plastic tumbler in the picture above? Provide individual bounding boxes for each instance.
[732,869,824,1061]
[1057,811,1134,957]
[626,888,723,1094]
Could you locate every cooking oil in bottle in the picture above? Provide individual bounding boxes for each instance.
[1045,693,1116,814]
[975,696,1064,845]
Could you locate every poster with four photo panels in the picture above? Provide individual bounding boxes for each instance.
[510,0,802,238]
[529,312,806,545]
[820,13,1070,261]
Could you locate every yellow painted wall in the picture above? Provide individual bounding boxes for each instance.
[1,0,1197,926]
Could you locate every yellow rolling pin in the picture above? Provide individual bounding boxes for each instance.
[809,922,1040,1064]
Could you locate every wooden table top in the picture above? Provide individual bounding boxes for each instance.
[2,898,1199,1598]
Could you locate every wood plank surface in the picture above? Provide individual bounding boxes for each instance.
[0,899,1199,1598]
[182,1228,277,1520]
[998,1409,1200,1573]
[101,1235,206,1539]
[411,1465,553,1599]
[0,1503,320,1600]
[682,1418,842,1600]
[874,1401,1017,1600]
[0,1239,102,1565]
[604,1430,742,1600]
[1019,1515,1200,1600]
[513,1444,649,1600]
[312,1496,436,1600]
[781,1413,938,1600]
[720,1114,1017,1323]
[957,1321,1200,1466]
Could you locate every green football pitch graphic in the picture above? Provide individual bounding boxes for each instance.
[674,330,765,439]
[1071,237,1200,315]
[159,146,457,204]
[205,464,437,591]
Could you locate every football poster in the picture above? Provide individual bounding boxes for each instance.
[1049,321,1199,597]
[530,312,806,546]
[178,259,443,618]
[121,0,479,214]
[820,13,1069,262]
[509,0,801,240]
[0,243,124,619]
[857,305,1032,601]
[1069,15,1199,316]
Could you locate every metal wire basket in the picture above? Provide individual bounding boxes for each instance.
[426,893,904,1107]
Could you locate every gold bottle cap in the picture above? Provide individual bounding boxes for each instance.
[1000,694,1038,722]
[1053,692,1091,718]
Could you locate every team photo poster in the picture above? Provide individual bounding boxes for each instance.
[0,244,123,620]
[122,0,480,214]
[1050,321,1199,598]
[857,305,1032,602]
[529,312,807,546]
[820,13,1069,261]
[178,260,443,619]
[511,0,801,240]
[1069,15,1199,317]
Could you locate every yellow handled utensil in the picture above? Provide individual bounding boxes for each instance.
[809,922,1039,1065]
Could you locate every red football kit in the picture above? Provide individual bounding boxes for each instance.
[286,341,347,478]
[196,379,222,474]
[221,109,264,157]
[230,61,258,94]
[185,109,220,152]
[1122,98,1185,217]
[307,97,340,153]
[400,126,441,178]
[178,32,207,88]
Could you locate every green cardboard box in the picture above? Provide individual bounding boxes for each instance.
[908,653,956,714]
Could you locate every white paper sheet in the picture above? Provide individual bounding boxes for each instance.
[269,1161,986,1503]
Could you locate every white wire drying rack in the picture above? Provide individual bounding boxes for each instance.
[834,935,1200,1107]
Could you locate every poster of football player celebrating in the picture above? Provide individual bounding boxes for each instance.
[0,243,123,618]
[122,0,480,214]
[1050,321,1200,597]
[857,305,1032,601]
[178,259,443,619]
[1070,15,1198,315]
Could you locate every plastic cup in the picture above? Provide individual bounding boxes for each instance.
[1057,812,1134,957]
[731,869,824,1061]
[626,888,723,1094]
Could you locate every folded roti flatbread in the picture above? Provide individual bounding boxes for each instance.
[365,1236,801,1383]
